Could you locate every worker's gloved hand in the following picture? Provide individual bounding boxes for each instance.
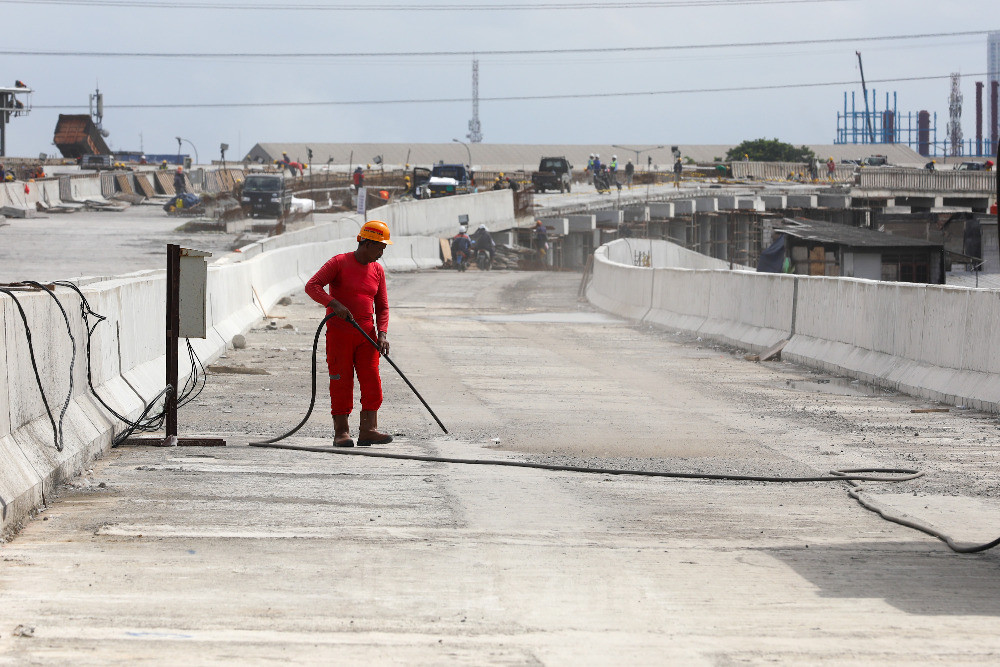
[327,300,351,321]
[378,332,390,356]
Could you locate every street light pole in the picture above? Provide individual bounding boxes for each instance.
[452,138,471,166]
[613,144,665,172]
[175,136,199,165]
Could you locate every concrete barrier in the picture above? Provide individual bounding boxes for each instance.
[858,168,996,193]
[588,238,1000,416]
[0,192,464,534]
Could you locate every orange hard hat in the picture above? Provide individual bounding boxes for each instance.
[357,219,392,245]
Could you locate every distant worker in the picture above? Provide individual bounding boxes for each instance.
[925,160,936,171]
[985,160,994,172]
[451,225,473,268]
[673,157,683,189]
[609,155,618,174]
[160,160,169,170]
[14,80,27,88]
[586,154,595,178]
[305,220,393,448]
[352,166,364,189]
[506,175,519,192]
[826,157,836,180]
[533,220,549,267]
[471,224,496,262]
[492,172,507,190]
[743,153,749,162]
[592,154,602,186]
[624,159,634,188]
[174,166,186,194]
[404,174,413,195]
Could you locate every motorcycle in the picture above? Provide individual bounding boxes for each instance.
[594,168,612,194]
[476,248,492,271]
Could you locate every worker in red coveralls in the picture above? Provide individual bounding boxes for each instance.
[305,220,394,447]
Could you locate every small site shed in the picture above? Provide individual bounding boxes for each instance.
[774,217,945,284]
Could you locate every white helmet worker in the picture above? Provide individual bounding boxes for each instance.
[478,224,487,230]
[612,155,617,160]
[459,225,468,234]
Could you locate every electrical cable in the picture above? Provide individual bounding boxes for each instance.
[0,287,61,451]
[32,72,989,111]
[3,29,990,59]
[8,280,204,446]
[20,281,76,452]
[47,280,172,444]
[0,0,860,12]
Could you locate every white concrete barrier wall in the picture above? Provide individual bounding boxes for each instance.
[588,238,1000,415]
[0,225,446,533]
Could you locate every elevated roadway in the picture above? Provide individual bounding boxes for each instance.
[3,271,1000,662]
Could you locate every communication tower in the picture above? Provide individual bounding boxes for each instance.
[947,73,963,157]
[466,59,483,144]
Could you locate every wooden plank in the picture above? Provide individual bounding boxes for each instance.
[760,339,787,361]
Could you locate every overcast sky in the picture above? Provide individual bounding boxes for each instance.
[2,0,997,161]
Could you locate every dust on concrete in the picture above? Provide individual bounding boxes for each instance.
[4,268,1000,662]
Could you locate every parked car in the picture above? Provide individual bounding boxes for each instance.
[956,161,987,171]
[240,174,291,218]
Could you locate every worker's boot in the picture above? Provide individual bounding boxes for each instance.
[357,410,393,447]
[332,414,354,448]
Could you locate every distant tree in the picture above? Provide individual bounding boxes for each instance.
[725,138,815,162]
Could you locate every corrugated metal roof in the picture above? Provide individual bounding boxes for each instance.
[245,142,927,170]
[778,217,943,249]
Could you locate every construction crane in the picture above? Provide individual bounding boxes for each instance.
[856,52,876,145]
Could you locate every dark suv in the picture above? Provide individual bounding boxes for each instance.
[240,174,291,217]
[531,157,572,193]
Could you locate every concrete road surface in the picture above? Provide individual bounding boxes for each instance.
[3,269,1000,664]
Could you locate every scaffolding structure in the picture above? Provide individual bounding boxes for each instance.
[835,89,996,158]
[0,82,32,157]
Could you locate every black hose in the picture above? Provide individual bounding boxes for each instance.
[250,441,1000,553]
[845,483,1000,554]
[251,312,447,445]
[249,442,920,483]
[249,313,333,445]
[345,315,448,435]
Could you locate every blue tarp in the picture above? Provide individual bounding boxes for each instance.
[757,234,786,273]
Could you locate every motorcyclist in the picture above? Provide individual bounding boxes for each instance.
[471,224,496,263]
[451,225,472,269]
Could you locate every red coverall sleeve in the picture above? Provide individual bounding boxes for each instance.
[305,257,338,307]
[374,267,389,333]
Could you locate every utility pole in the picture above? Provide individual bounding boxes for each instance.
[856,52,876,145]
